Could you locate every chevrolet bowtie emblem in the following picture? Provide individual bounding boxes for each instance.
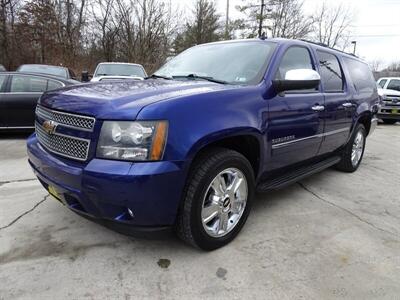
[42,120,58,135]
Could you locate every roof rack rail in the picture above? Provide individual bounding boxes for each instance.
[299,39,358,57]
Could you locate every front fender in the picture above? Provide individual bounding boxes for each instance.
[136,85,267,163]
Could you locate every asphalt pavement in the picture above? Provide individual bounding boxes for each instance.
[0,124,399,299]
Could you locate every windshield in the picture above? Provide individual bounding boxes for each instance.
[18,65,67,78]
[95,64,146,77]
[155,41,277,85]
[387,79,400,92]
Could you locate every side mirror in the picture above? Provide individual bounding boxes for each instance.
[81,71,92,82]
[272,69,320,93]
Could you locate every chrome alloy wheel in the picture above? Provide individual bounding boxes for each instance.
[351,130,364,167]
[201,168,248,238]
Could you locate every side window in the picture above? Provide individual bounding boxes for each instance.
[343,58,375,95]
[276,47,314,80]
[0,75,6,91]
[387,79,400,92]
[47,80,63,91]
[317,51,344,92]
[10,75,47,93]
[378,79,387,88]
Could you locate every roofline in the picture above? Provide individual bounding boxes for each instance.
[187,38,362,61]
[97,62,144,67]
[18,64,68,69]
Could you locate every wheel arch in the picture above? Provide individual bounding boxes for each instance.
[186,128,264,180]
[356,111,372,135]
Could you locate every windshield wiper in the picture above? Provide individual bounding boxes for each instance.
[146,74,173,80]
[172,74,228,84]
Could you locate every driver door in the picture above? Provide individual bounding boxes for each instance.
[266,46,325,171]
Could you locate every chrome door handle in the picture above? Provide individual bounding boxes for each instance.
[311,105,325,111]
[342,102,353,108]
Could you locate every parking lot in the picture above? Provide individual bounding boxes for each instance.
[0,124,399,299]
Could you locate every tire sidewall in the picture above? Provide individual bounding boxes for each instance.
[190,154,255,250]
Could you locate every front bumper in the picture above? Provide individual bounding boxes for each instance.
[27,134,187,232]
[378,105,400,120]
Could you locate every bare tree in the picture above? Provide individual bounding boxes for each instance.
[0,0,20,67]
[268,0,313,39]
[368,59,382,73]
[92,0,120,61]
[236,0,313,39]
[311,1,354,49]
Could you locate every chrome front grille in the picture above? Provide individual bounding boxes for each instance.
[36,105,95,131]
[35,122,90,161]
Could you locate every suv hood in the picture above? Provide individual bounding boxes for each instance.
[40,79,228,120]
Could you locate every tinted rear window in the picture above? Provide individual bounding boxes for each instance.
[317,51,344,92]
[343,58,375,95]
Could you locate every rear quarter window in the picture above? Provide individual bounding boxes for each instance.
[343,57,375,96]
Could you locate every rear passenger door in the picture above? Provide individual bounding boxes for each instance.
[316,51,353,154]
[4,74,48,127]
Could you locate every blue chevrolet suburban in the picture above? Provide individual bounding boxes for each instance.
[27,38,379,250]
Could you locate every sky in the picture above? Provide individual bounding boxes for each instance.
[175,0,400,69]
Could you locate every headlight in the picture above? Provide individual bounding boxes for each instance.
[96,121,168,161]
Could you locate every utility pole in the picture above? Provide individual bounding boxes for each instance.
[258,0,265,37]
[351,40,357,55]
[225,0,230,39]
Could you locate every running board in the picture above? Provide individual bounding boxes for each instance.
[257,156,341,192]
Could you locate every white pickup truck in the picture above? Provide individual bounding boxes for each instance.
[377,77,400,124]
[90,62,147,82]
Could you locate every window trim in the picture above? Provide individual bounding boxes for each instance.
[316,50,346,94]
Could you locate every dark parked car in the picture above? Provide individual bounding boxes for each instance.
[0,65,6,71]
[17,64,77,80]
[27,39,379,250]
[0,72,77,129]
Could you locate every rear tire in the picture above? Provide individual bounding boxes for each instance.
[382,119,397,124]
[335,123,366,173]
[176,148,255,250]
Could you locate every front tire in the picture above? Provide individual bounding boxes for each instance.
[335,123,366,172]
[176,148,255,250]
